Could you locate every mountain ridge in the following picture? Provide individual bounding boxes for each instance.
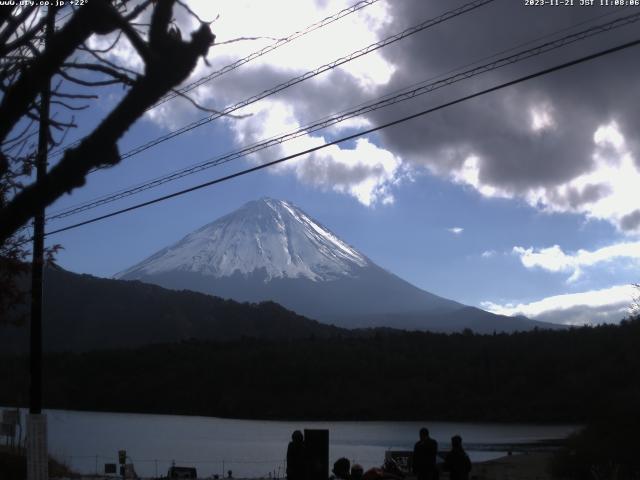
[0,266,347,353]
[117,198,559,333]
[116,198,369,282]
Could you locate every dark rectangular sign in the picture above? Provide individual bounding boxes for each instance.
[305,429,329,480]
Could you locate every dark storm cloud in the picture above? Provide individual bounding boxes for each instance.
[209,62,374,125]
[197,62,400,205]
[621,210,640,231]
[153,0,639,212]
[366,0,640,198]
[549,182,612,210]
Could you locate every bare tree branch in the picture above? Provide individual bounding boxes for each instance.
[58,69,131,87]
[0,0,215,244]
[52,91,99,100]
[176,0,214,25]
[79,46,142,77]
[63,61,138,84]
[50,100,89,111]
[0,11,48,57]
[1,118,36,147]
[78,30,123,54]
[0,1,122,142]
[0,5,38,49]
[171,88,251,118]
[123,0,154,22]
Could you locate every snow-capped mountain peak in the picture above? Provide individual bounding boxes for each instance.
[116,198,369,282]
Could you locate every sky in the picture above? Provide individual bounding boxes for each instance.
[37,0,640,326]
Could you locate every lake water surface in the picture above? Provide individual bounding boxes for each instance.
[24,409,576,478]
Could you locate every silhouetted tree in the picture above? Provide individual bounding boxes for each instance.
[0,0,216,320]
[631,283,640,319]
[0,229,28,324]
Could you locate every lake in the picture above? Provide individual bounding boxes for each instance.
[14,409,576,478]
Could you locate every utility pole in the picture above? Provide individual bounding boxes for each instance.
[27,6,54,480]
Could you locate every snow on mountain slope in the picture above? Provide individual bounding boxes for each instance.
[115,198,369,282]
[115,198,558,332]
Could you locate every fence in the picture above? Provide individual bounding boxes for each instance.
[54,454,288,479]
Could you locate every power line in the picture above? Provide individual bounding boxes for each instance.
[46,0,383,158]
[45,0,496,219]
[42,37,640,238]
[45,10,640,222]
[114,0,495,161]
[48,0,495,166]
[46,6,632,218]
[151,0,385,109]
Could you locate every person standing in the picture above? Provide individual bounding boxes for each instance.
[287,430,306,480]
[413,428,438,480]
[443,435,471,480]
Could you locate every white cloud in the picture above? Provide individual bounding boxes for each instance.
[189,0,394,88]
[481,250,496,258]
[363,1,640,234]
[447,227,464,235]
[450,123,640,234]
[292,138,402,206]
[228,99,402,206]
[81,0,640,224]
[529,123,640,233]
[530,102,555,132]
[513,241,640,283]
[134,0,401,206]
[451,156,511,199]
[482,284,637,326]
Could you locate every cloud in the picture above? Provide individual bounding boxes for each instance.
[513,241,640,282]
[482,284,637,325]
[99,0,640,218]
[187,0,394,87]
[448,227,464,235]
[521,123,640,233]
[222,97,403,206]
[137,0,403,207]
[367,2,640,230]
[289,138,402,206]
[620,210,640,231]
[481,250,496,258]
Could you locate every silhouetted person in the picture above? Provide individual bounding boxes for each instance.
[413,428,438,480]
[287,430,306,480]
[333,457,351,480]
[351,464,364,480]
[443,435,471,480]
[382,458,405,480]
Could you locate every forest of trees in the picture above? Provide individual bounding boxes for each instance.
[0,266,346,353]
[1,317,638,422]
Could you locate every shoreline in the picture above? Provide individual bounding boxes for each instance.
[1,446,556,480]
[0,404,582,426]
[473,452,555,480]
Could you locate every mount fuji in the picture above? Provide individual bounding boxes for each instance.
[116,198,555,332]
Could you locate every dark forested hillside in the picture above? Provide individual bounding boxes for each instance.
[0,266,345,353]
[1,319,638,422]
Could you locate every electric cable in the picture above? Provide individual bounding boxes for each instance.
[41,36,640,239]
[47,0,495,165]
[152,0,385,109]
[45,10,640,222]
[46,0,383,157]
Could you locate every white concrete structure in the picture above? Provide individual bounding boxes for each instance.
[26,413,48,480]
